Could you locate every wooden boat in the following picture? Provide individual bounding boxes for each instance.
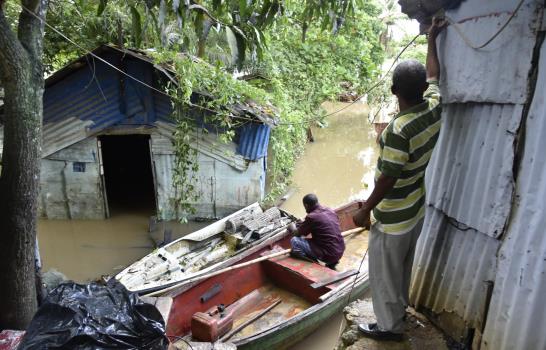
[115,203,297,294]
[161,202,369,350]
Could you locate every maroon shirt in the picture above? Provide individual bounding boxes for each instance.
[297,205,345,263]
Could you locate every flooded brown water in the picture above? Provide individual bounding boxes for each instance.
[37,100,379,349]
[283,101,379,350]
[38,211,207,282]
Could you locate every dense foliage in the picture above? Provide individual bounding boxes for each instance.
[14,0,386,216]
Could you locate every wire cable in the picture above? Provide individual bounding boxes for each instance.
[20,3,420,127]
[278,33,420,126]
[444,0,525,50]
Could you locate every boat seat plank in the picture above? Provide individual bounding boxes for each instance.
[310,269,358,289]
[260,249,343,303]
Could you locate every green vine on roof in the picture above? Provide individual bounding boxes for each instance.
[152,51,271,221]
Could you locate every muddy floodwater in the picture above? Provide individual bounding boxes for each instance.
[37,100,379,349]
[282,101,378,350]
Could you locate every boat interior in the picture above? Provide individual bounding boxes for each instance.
[167,228,369,346]
[116,205,296,293]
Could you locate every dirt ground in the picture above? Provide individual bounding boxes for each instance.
[335,298,453,350]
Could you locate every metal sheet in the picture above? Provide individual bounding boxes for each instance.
[152,131,264,220]
[236,123,271,160]
[437,0,540,104]
[411,206,500,331]
[42,118,94,157]
[426,103,521,238]
[39,138,105,219]
[481,41,546,350]
[154,121,248,171]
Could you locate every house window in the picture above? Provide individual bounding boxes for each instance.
[73,162,86,173]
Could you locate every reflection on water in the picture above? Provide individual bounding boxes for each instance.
[282,101,378,216]
[284,101,379,350]
[38,211,207,282]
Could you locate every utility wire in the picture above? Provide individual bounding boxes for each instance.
[444,0,525,50]
[20,3,420,127]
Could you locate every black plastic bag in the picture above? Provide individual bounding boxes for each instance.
[19,280,169,349]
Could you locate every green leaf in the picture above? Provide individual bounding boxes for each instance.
[97,0,107,16]
[131,6,142,47]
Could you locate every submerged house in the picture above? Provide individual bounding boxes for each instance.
[399,0,546,349]
[0,45,276,220]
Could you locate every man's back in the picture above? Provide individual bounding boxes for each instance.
[298,205,345,263]
[374,81,442,235]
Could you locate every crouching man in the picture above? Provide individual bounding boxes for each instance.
[288,194,345,270]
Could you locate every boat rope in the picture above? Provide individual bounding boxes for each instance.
[336,245,369,339]
[444,0,525,50]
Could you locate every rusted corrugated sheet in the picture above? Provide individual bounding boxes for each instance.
[236,123,271,160]
[39,138,105,219]
[409,0,546,348]
[154,121,248,171]
[481,41,546,350]
[411,206,500,332]
[426,103,521,238]
[438,0,540,104]
[152,131,264,220]
[42,118,94,157]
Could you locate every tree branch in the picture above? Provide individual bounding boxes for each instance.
[0,2,27,82]
[18,0,48,61]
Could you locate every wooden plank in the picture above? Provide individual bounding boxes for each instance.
[220,299,282,341]
[310,269,358,289]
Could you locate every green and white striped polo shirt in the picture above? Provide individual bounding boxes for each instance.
[373,80,442,235]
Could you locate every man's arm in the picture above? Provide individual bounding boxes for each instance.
[426,17,447,81]
[353,174,397,229]
[288,217,313,237]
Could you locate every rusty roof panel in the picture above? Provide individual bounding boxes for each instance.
[437,0,540,104]
[426,103,521,238]
[481,41,546,350]
[411,206,500,330]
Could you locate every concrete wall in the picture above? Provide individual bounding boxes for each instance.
[39,137,106,219]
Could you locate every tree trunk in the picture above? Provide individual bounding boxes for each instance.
[0,0,48,330]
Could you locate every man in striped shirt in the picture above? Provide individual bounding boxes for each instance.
[353,18,445,341]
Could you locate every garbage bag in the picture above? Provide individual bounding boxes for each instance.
[19,279,169,349]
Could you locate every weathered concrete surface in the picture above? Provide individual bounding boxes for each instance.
[335,298,451,350]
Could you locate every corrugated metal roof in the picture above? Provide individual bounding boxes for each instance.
[481,40,546,350]
[411,206,500,330]
[154,121,248,171]
[236,123,271,160]
[426,103,521,238]
[437,0,540,104]
[42,118,94,157]
[44,45,277,127]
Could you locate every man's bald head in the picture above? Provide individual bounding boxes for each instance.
[392,60,428,103]
[302,193,318,213]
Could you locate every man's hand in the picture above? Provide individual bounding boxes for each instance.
[287,222,297,234]
[428,17,447,39]
[426,16,446,81]
[353,207,371,229]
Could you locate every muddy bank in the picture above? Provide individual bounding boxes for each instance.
[336,298,451,350]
